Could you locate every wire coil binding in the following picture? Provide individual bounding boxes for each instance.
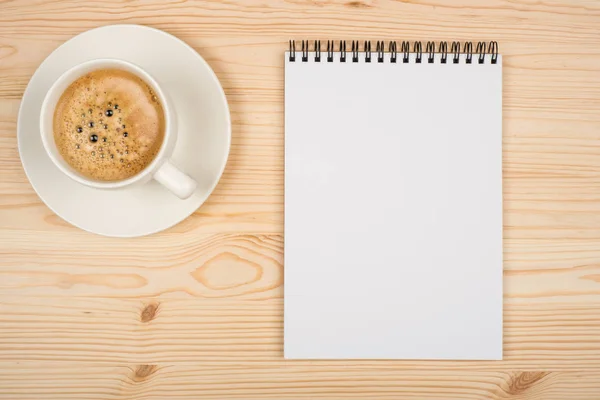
[288,40,499,64]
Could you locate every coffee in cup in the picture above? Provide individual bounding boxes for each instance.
[52,69,165,181]
[41,59,197,199]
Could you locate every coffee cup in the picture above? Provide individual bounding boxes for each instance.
[40,58,197,199]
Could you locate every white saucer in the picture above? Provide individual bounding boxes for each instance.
[18,25,231,237]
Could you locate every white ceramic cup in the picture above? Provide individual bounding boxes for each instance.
[40,58,197,199]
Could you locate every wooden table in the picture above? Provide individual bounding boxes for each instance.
[1,0,600,398]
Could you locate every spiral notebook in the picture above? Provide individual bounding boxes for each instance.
[284,40,503,360]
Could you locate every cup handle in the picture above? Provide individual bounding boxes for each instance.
[153,160,197,199]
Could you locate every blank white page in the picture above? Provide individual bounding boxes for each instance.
[284,51,503,360]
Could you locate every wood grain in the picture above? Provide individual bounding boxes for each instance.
[1,363,600,400]
[1,0,600,398]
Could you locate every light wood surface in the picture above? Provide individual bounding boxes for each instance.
[1,0,600,398]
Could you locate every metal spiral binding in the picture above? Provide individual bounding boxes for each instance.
[389,41,397,63]
[288,40,499,64]
[314,40,321,62]
[326,41,334,62]
[476,42,486,64]
[439,42,448,64]
[451,41,460,63]
[340,40,346,62]
[489,41,499,64]
[288,40,295,62]
[426,41,435,63]
[376,41,384,63]
[414,41,422,63]
[401,41,410,63]
[463,42,473,64]
[301,40,308,62]
[351,40,359,62]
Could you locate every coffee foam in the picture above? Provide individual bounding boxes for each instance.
[53,69,165,181]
